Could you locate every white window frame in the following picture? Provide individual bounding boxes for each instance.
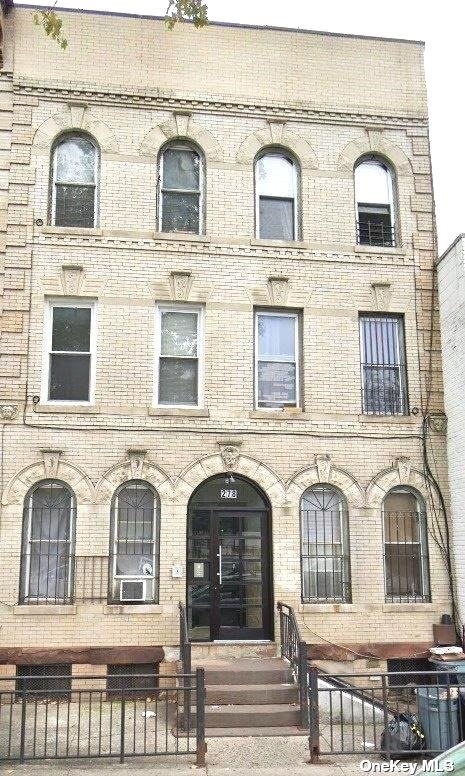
[255,151,298,241]
[154,303,204,409]
[111,482,158,604]
[51,135,99,228]
[254,309,300,410]
[22,481,75,604]
[354,158,396,244]
[158,142,203,235]
[41,299,97,405]
[381,488,430,603]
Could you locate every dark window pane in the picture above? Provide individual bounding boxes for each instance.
[49,354,90,401]
[55,184,95,228]
[259,197,294,240]
[158,357,198,405]
[52,307,91,352]
[258,361,296,407]
[162,148,199,190]
[161,191,200,233]
[362,366,402,414]
[385,545,422,598]
[357,205,394,247]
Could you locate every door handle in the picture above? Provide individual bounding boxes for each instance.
[217,545,222,585]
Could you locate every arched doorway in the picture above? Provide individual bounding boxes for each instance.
[187,474,272,642]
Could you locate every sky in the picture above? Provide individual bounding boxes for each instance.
[19,0,465,254]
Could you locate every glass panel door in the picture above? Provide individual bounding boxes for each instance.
[187,507,271,641]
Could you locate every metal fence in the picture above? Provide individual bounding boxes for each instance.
[308,667,465,762]
[277,601,308,728]
[0,670,206,765]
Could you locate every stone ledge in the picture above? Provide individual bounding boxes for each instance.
[298,603,359,614]
[13,605,77,616]
[249,410,307,420]
[354,244,406,256]
[250,237,306,250]
[41,226,103,237]
[103,604,163,615]
[382,603,438,613]
[34,403,101,415]
[358,413,419,424]
[148,406,210,418]
[153,231,211,243]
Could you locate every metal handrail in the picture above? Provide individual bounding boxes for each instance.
[178,601,194,743]
[277,601,308,728]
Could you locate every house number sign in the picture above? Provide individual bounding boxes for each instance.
[220,488,238,499]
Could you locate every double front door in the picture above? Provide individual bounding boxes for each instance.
[187,507,272,641]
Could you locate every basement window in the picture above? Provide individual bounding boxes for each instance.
[106,663,159,698]
[16,664,72,699]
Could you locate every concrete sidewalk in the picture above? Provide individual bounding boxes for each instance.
[0,734,365,776]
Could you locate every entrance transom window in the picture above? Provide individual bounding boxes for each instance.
[187,475,272,642]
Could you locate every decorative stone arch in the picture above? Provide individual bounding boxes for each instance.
[236,123,318,170]
[174,453,286,509]
[140,113,223,163]
[337,131,412,177]
[286,457,365,508]
[2,459,94,506]
[95,455,174,506]
[365,459,439,510]
[33,104,119,154]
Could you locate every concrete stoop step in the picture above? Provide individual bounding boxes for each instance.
[179,656,307,738]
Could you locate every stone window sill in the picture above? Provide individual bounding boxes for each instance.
[298,603,359,614]
[382,603,436,613]
[153,231,211,243]
[249,409,306,420]
[358,414,419,424]
[34,403,101,415]
[250,237,306,250]
[354,244,405,256]
[104,604,163,615]
[148,406,209,418]
[14,605,77,616]
[40,226,103,237]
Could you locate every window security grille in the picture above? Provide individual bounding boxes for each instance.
[359,314,408,416]
[383,489,430,603]
[106,663,159,698]
[300,485,351,603]
[16,664,72,699]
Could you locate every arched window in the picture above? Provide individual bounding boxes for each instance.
[20,480,75,604]
[383,487,430,602]
[255,150,298,241]
[109,481,160,604]
[51,134,98,228]
[159,141,203,234]
[354,157,396,247]
[300,485,351,603]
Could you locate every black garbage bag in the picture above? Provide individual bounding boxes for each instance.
[381,713,426,756]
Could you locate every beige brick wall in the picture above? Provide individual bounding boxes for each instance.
[0,7,451,659]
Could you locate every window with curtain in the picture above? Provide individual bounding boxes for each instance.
[110,481,159,604]
[159,142,202,233]
[20,481,75,604]
[359,314,408,416]
[255,151,298,240]
[51,135,98,228]
[383,488,430,602]
[156,304,203,407]
[255,310,300,409]
[300,485,351,603]
[354,157,396,247]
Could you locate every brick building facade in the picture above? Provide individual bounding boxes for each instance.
[0,4,452,677]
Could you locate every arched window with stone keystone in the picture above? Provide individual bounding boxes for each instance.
[255,148,300,241]
[20,480,76,604]
[300,484,351,603]
[354,155,397,247]
[382,486,430,603]
[50,133,99,228]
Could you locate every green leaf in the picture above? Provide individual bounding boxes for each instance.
[165,0,209,29]
[32,9,68,50]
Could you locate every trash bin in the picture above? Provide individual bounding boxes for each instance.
[430,658,465,742]
[417,685,460,753]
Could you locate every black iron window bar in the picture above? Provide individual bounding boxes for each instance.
[383,509,430,603]
[360,315,408,416]
[301,508,351,604]
[356,219,396,248]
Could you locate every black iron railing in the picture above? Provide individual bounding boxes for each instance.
[277,601,308,728]
[0,670,206,765]
[177,602,204,762]
[307,668,465,762]
[356,220,396,248]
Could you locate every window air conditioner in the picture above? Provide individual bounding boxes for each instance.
[119,579,147,602]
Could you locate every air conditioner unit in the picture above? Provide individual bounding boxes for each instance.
[119,579,147,602]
